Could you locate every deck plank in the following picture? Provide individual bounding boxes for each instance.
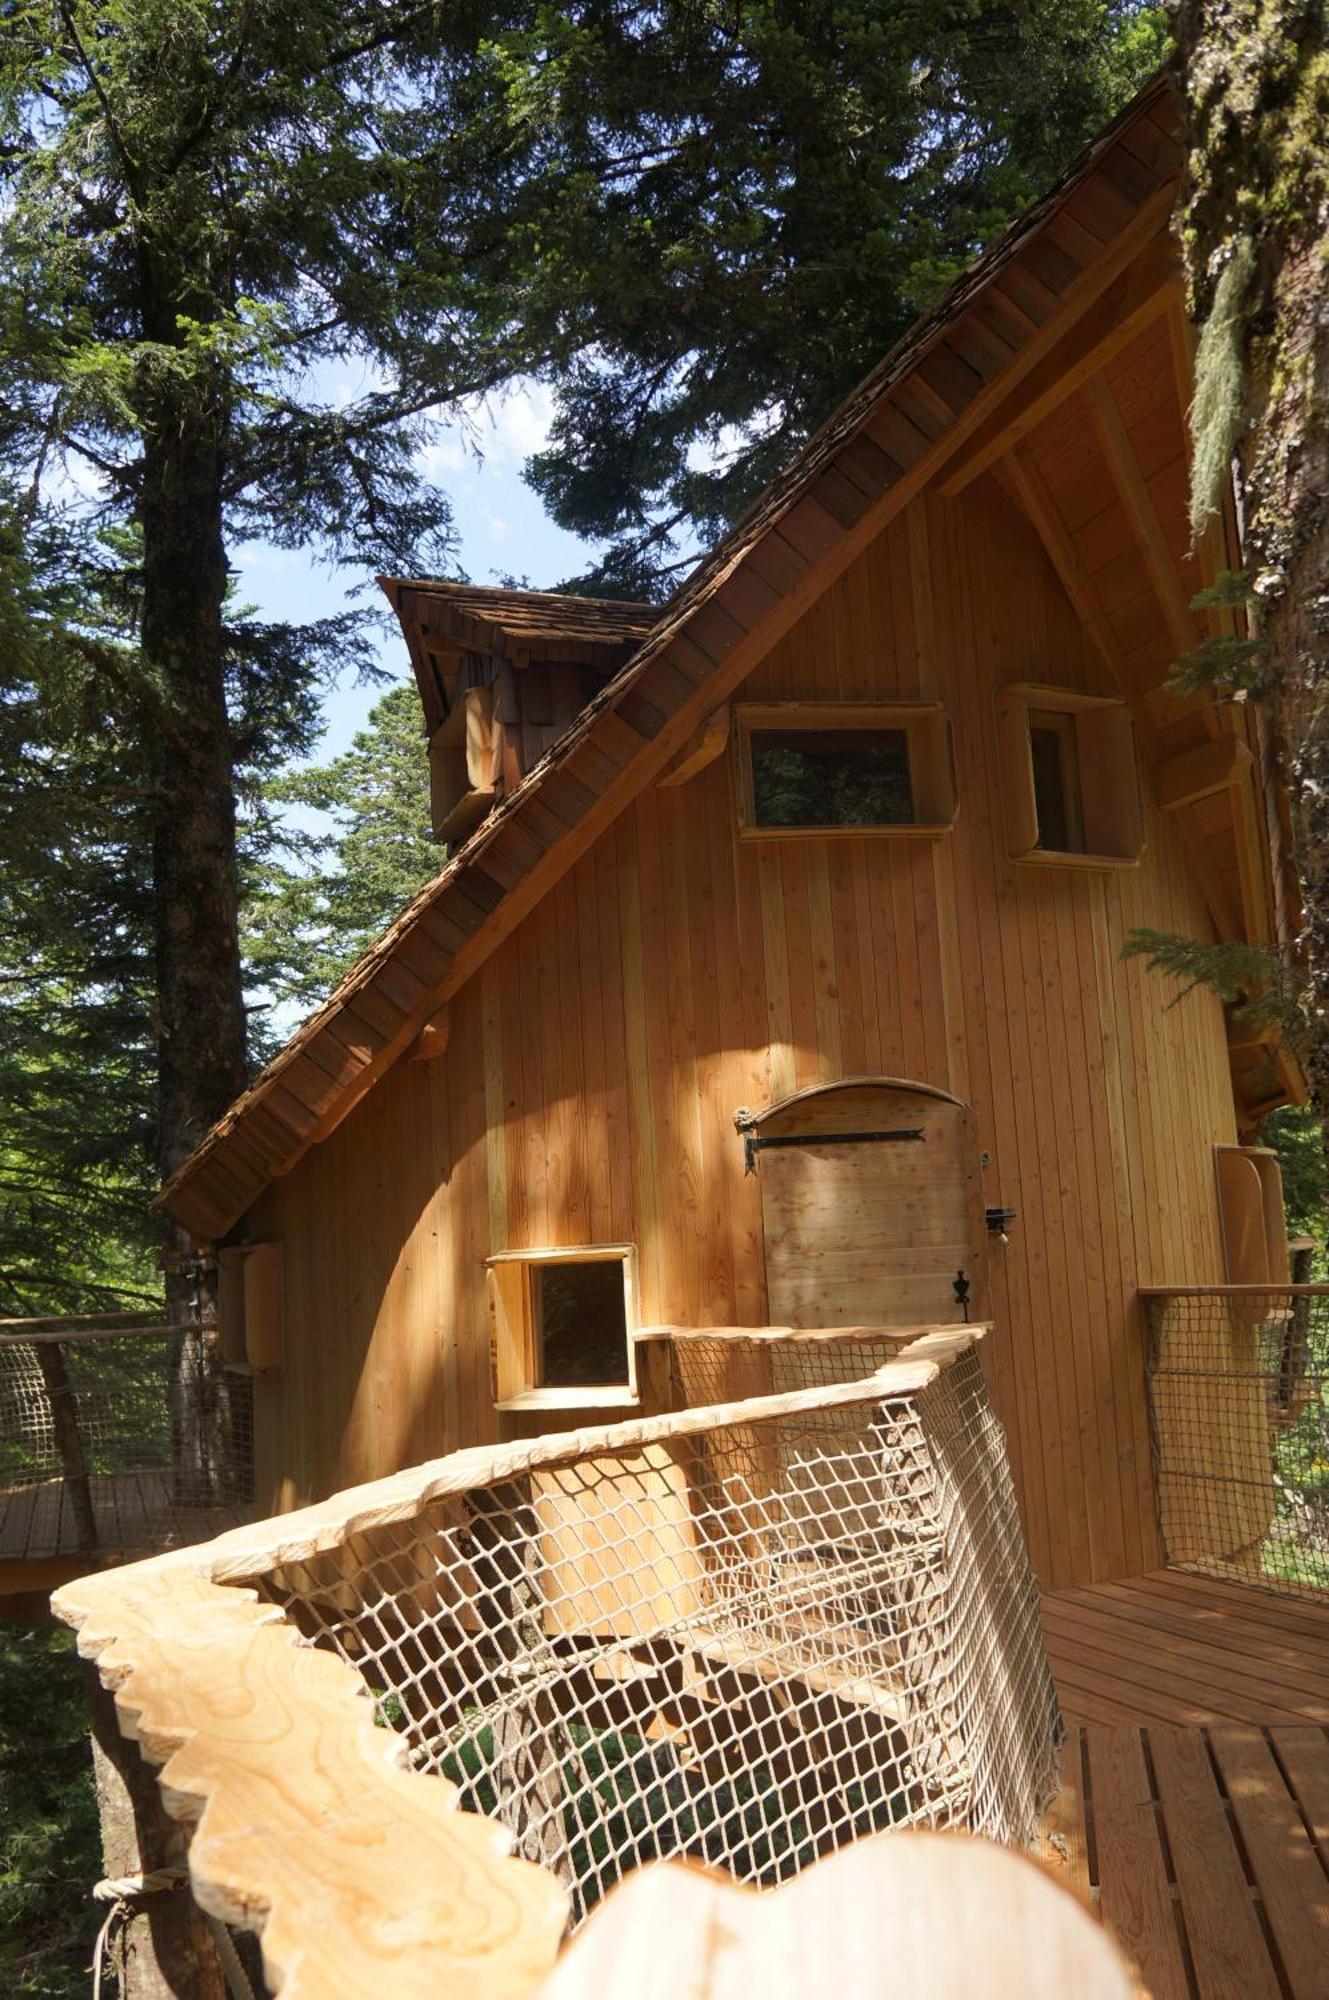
[1086,1726,1192,2000]
[1147,1726,1281,2000]
[1042,1604,1329,1722]
[1037,1732,1092,1899]
[1208,1727,1329,2000]
[1271,1728,1329,1853]
[1043,1571,1329,1726]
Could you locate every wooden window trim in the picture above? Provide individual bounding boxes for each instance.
[1214,1146,1290,1287]
[995,682,1142,867]
[486,1244,639,1408]
[734,701,957,840]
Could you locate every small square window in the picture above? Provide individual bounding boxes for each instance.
[486,1246,638,1410]
[996,683,1142,867]
[736,703,956,838]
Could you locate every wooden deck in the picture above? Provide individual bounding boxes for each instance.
[1042,1567,1329,1726]
[0,1471,245,1597]
[1040,1569,1329,1998]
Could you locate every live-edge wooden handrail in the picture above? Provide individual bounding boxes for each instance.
[58,1562,568,1999]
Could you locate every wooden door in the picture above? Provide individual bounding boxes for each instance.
[743,1078,986,1329]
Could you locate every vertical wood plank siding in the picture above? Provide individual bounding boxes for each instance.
[248,481,1234,1590]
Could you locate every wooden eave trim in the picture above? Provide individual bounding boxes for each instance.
[160,83,1189,1241]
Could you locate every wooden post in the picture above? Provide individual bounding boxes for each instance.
[164,1255,237,1509]
[34,1340,98,1557]
[82,1661,229,2000]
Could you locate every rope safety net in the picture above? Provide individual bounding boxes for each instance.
[1145,1288,1329,1601]
[243,1339,1059,1926]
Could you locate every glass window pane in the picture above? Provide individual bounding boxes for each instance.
[537,1262,629,1386]
[750,728,914,827]
[1028,712,1084,853]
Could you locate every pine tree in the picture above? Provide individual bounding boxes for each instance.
[484,0,1168,595]
[244,684,437,1039]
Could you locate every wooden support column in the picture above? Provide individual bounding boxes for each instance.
[34,1339,98,1557]
[82,1662,229,2000]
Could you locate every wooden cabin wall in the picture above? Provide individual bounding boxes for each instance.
[247,479,1236,1591]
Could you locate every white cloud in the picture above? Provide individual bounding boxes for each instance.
[414,377,556,484]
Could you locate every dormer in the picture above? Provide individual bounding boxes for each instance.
[380,579,655,844]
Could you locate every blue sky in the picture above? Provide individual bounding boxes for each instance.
[230,379,598,768]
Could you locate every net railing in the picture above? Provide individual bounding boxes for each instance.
[640,1324,958,1408]
[232,1334,1058,1928]
[0,1317,253,1566]
[1143,1286,1329,1601]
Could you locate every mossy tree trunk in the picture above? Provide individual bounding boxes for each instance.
[1172,6,1329,1137]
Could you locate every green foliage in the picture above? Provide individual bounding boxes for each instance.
[0,1628,100,1999]
[1264,1104,1328,1243]
[1168,631,1267,696]
[493,0,1167,593]
[1120,930,1306,1043]
[0,0,542,579]
[244,684,439,1034]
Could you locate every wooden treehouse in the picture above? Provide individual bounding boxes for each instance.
[41,74,1329,1996]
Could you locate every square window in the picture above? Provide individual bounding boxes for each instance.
[486,1246,638,1409]
[736,703,955,837]
[996,684,1142,867]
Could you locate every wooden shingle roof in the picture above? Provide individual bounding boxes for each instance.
[380,581,656,655]
[160,73,1235,1242]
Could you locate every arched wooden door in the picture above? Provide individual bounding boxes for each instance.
[739,1078,986,1328]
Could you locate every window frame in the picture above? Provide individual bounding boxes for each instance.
[734,701,957,840]
[485,1243,639,1411]
[995,682,1143,868]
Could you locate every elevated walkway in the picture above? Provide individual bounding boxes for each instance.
[1040,1570,1329,2000]
[0,1313,252,1606]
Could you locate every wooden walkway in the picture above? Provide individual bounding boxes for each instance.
[1042,1567,1329,1725]
[1039,1569,1329,1998]
[0,1470,244,1566]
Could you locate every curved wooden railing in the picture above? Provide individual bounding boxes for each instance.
[52,1333,1107,1997]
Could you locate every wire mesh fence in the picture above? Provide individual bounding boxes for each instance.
[1144,1287,1329,1601]
[0,1320,253,1565]
[237,1340,1058,1930]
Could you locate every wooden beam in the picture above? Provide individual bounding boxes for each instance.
[656,706,731,788]
[1004,451,1154,728]
[409,1001,451,1063]
[1005,446,1246,942]
[1087,373,1204,668]
[1156,737,1254,812]
[940,237,1179,496]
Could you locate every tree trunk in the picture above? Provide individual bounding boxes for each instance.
[83,1661,229,2000]
[139,402,247,1503]
[1172,7,1329,1157]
